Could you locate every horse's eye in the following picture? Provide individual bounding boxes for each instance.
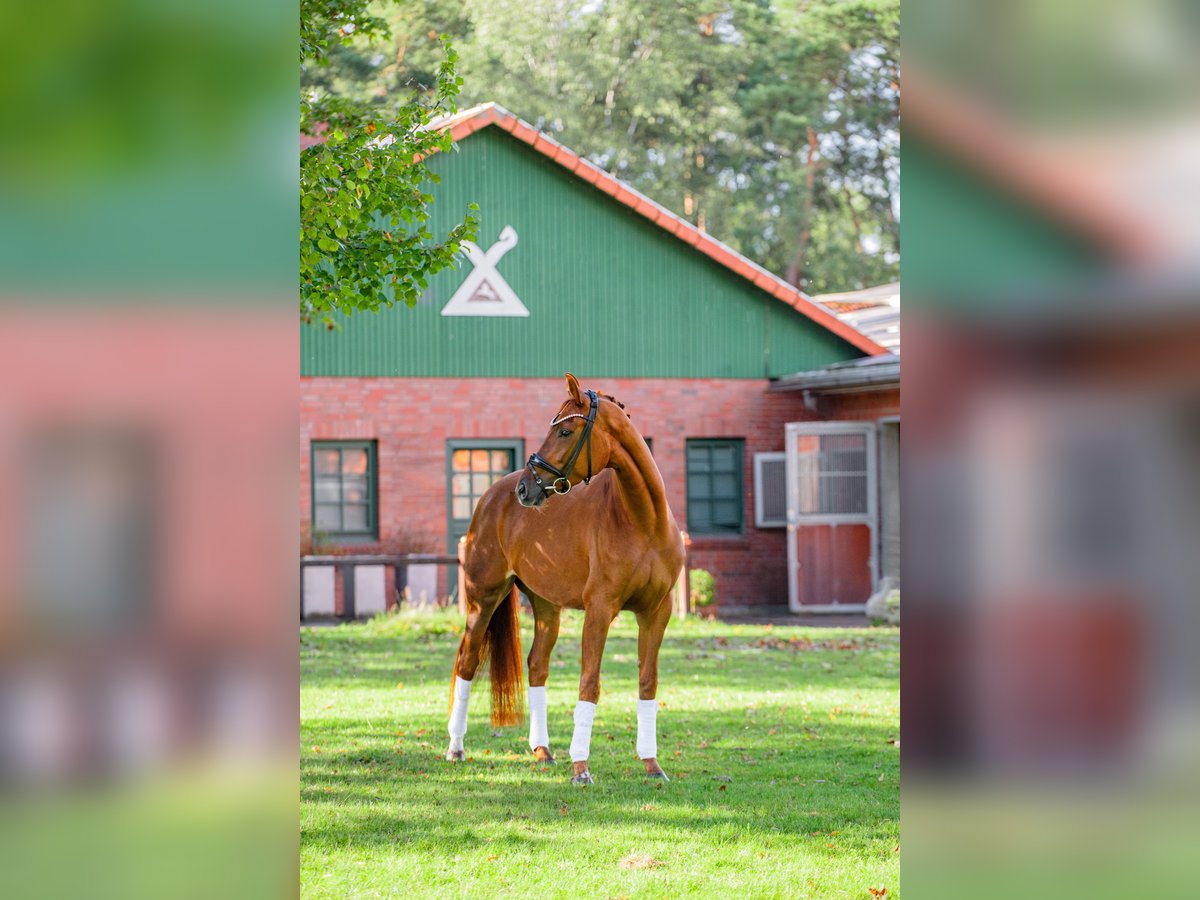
[559,428,572,438]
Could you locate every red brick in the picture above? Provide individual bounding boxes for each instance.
[300,377,899,606]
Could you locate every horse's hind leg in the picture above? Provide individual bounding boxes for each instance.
[526,594,561,763]
[445,577,511,761]
[569,601,619,784]
[635,594,673,780]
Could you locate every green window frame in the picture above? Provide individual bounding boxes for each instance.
[310,440,378,539]
[686,438,744,535]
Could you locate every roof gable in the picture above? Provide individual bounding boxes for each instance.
[302,122,874,378]
[435,104,883,356]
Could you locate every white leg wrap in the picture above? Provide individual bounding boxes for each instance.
[569,700,597,763]
[447,676,472,752]
[636,698,658,760]
[528,686,549,750]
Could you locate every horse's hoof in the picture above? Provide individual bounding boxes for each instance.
[647,771,670,783]
[532,746,556,764]
[570,771,594,785]
[445,749,465,762]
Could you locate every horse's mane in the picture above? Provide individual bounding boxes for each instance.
[555,392,631,421]
[598,392,631,420]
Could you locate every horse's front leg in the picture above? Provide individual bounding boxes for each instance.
[526,596,561,763]
[569,603,616,785]
[635,594,673,781]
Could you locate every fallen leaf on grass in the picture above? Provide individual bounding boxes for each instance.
[618,854,664,870]
[640,804,656,811]
[487,855,498,862]
[559,804,569,816]
[868,888,888,898]
[719,784,727,791]
[311,746,321,753]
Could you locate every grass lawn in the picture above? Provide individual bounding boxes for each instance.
[301,608,900,898]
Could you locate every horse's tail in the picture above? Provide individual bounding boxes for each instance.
[482,584,525,727]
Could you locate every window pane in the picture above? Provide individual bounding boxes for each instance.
[491,450,511,472]
[452,497,471,520]
[688,502,712,532]
[314,504,340,530]
[710,444,736,471]
[687,450,710,473]
[794,451,821,514]
[820,434,865,473]
[341,449,368,475]
[689,475,711,501]
[713,500,740,527]
[314,477,340,503]
[452,473,470,496]
[452,450,470,472]
[471,450,490,471]
[712,473,739,499]
[343,478,367,504]
[819,473,867,515]
[342,504,369,531]
[314,448,340,475]
[471,473,492,495]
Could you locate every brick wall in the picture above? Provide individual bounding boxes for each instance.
[301,376,841,607]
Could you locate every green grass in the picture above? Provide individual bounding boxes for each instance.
[301,608,900,899]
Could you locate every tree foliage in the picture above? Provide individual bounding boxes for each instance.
[304,0,898,294]
[300,0,478,324]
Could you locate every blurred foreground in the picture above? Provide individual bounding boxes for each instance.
[0,2,296,898]
[905,1,1200,897]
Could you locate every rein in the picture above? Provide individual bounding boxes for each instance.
[526,390,599,496]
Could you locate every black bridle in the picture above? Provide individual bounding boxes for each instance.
[525,389,599,496]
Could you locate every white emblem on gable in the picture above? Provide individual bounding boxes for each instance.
[440,225,529,317]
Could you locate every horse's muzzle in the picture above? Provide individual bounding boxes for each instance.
[515,474,548,508]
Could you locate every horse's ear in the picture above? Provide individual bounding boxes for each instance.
[564,373,583,405]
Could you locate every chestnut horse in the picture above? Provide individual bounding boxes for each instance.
[446,374,684,784]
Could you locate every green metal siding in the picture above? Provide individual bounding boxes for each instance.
[902,136,1106,299]
[301,128,863,378]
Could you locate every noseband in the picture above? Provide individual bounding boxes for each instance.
[526,390,599,496]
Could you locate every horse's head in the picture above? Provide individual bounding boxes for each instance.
[517,373,617,508]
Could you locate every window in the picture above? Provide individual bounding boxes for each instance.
[446,440,523,552]
[311,441,377,538]
[794,432,869,517]
[686,439,744,534]
[754,452,787,528]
